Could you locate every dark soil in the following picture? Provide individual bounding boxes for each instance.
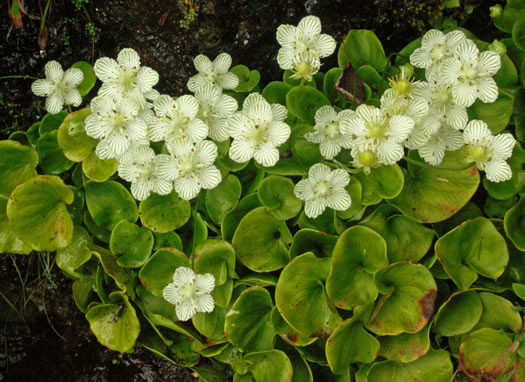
[0,0,499,380]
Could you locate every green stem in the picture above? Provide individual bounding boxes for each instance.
[67,105,72,113]
[403,156,476,171]
[39,0,52,37]
[332,159,363,174]
[191,199,200,270]
[0,75,39,80]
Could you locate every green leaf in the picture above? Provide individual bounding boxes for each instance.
[57,108,96,162]
[71,61,96,96]
[39,112,68,134]
[504,195,525,251]
[221,193,262,242]
[275,253,342,338]
[512,283,525,300]
[81,151,118,182]
[205,174,241,225]
[389,148,480,223]
[354,164,404,206]
[270,307,316,347]
[458,328,516,381]
[91,246,130,290]
[241,350,293,382]
[286,86,330,125]
[224,287,276,353]
[323,68,344,104]
[73,279,94,313]
[326,226,388,310]
[360,205,435,263]
[139,248,190,297]
[0,140,38,197]
[378,323,431,363]
[9,131,28,145]
[365,349,453,382]
[231,65,260,93]
[289,124,324,169]
[289,228,338,259]
[85,180,138,231]
[475,292,523,333]
[435,217,509,289]
[56,226,93,278]
[193,239,236,307]
[338,30,388,72]
[467,90,513,134]
[7,175,74,251]
[326,313,380,373]
[513,18,525,51]
[36,130,74,174]
[153,231,182,251]
[232,207,291,272]
[139,191,191,233]
[0,195,31,254]
[433,290,483,336]
[367,262,437,336]
[27,122,40,145]
[483,144,525,200]
[257,175,302,220]
[262,81,293,106]
[86,293,140,353]
[109,220,154,268]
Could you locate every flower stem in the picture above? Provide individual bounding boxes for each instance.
[403,156,476,171]
[0,75,39,80]
[67,105,73,113]
[332,159,363,174]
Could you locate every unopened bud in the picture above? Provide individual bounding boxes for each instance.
[488,39,507,56]
[490,4,502,19]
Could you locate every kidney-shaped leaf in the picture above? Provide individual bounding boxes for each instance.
[504,195,525,251]
[241,350,293,382]
[139,191,191,233]
[56,225,93,278]
[286,86,330,125]
[367,262,437,336]
[57,108,96,162]
[326,226,388,310]
[476,292,523,333]
[7,175,74,251]
[275,253,342,338]
[435,217,509,290]
[205,174,241,225]
[433,290,483,337]
[289,228,338,259]
[0,195,31,254]
[378,323,431,363]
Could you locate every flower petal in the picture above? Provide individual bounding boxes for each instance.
[476,77,498,104]
[452,81,478,107]
[327,188,352,211]
[94,57,120,82]
[45,93,64,114]
[198,166,222,189]
[63,68,84,87]
[31,79,54,97]
[276,24,296,46]
[254,143,279,167]
[213,53,232,74]
[490,133,516,160]
[173,266,196,285]
[308,163,331,182]
[317,33,337,57]
[64,89,82,107]
[45,61,64,82]
[162,283,181,305]
[304,199,325,219]
[117,48,141,70]
[136,66,159,93]
[484,159,512,182]
[176,299,197,321]
[175,176,201,200]
[176,95,199,119]
[218,72,239,90]
[267,121,291,146]
[315,105,337,125]
[297,15,321,37]
[194,294,215,313]
[229,139,254,163]
[194,55,213,74]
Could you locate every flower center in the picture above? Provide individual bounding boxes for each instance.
[468,145,487,162]
[207,72,217,82]
[430,45,445,61]
[119,69,137,92]
[180,283,196,299]
[325,122,339,139]
[461,65,478,81]
[358,150,377,167]
[179,158,194,177]
[295,61,312,77]
[251,125,269,145]
[111,111,127,130]
[368,124,386,140]
[313,181,330,196]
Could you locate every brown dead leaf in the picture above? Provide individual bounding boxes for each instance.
[38,25,48,50]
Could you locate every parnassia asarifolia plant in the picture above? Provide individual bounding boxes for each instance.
[3,5,525,380]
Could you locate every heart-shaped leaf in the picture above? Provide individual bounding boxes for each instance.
[475,292,523,333]
[139,248,190,297]
[326,226,388,310]
[36,130,74,174]
[257,175,302,220]
[205,174,241,225]
[56,225,93,278]
[338,30,388,72]
[270,306,316,347]
[435,217,508,290]
[275,252,342,338]
[378,323,431,363]
[232,207,292,272]
[231,64,260,93]
[238,350,293,382]
[354,164,404,206]
[71,61,96,96]
[109,220,154,268]
[7,175,74,251]
[81,151,118,182]
[224,286,275,353]
[0,140,38,196]
[367,262,437,336]
[286,86,330,125]
[0,195,31,254]
[433,290,483,336]
[504,195,525,251]
[139,191,191,233]
[389,149,480,223]
[289,228,338,259]
[467,90,513,134]
[221,193,262,242]
[262,81,293,105]
[57,108,96,162]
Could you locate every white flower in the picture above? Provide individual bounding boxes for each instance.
[294,163,352,219]
[380,88,429,124]
[305,105,355,160]
[342,105,414,166]
[463,120,516,182]
[412,81,468,134]
[84,96,148,159]
[194,83,238,142]
[387,68,420,98]
[31,61,84,114]
[149,94,209,151]
[228,93,291,167]
[157,140,222,200]
[94,48,159,108]
[350,140,381,175]
[163,267,215,321]
[441,40,501,107]
[117,145,173,200]
[418,124,464,165]
[410,29,466,79]
[187,53,239,92]
[276,15,336,70]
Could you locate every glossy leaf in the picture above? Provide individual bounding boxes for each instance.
[289,228,338,259]
[257,175,302,220]
[81,151,118,182]
[109,220,154,268]
[378,323,431,363]
[504,195,525,251]
[56,226,93,278]
[338,29,388,72]
[475,292,523,333]
[139,191,191,233]
[0,195,31,254]
[205,174,241,225]
[71,61,96,96]
[286,86,330,125]
[354,164,404,206]
[467,90,513,134]
[433,290,483,336]
[231,64,260,93]
[57,108,96,162]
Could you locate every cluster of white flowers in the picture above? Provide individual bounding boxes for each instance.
[276,16,336,81]
[81,49,241,201]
